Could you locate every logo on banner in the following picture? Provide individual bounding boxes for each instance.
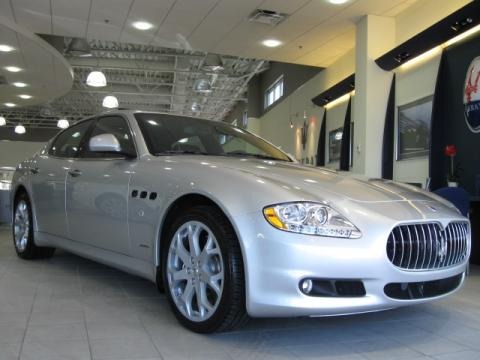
[464,56,480,133]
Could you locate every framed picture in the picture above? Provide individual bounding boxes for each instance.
[397,96,433,160]
[327,123,354,165]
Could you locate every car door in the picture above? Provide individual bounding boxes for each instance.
[65,115,136,255]
[30,119,94,238]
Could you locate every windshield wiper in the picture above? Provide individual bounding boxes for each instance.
[154,150,209,156]
[225,151,282,161]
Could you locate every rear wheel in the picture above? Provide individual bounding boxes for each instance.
[162,205,247,333]
[13,192,55,260]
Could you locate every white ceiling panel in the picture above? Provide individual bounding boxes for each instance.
[120,0,176,44]
[0,2,14,19]
[188,0,263,51]
[51,0,91,37]
[12,0,52,34]
[259,0,311,15]
[87,0,133,41]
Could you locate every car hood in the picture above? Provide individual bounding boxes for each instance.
[154,156,437,204]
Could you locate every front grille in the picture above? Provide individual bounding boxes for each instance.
[386,222,469,270]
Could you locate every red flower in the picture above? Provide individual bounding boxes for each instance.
[444,145,457,157]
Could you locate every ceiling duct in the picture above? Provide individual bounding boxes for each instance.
[202,54,224,72]
[248,9,288,26]
[65,38,92,57]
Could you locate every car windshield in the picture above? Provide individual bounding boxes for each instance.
[135,113,291,162]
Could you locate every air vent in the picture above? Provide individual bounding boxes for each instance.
[248,9,288,26]
[0,75,8,85]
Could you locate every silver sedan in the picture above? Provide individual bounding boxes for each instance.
[11,110,470,333]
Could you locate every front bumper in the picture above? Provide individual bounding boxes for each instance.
[234,213,469,318]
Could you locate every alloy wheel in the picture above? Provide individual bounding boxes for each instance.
[14,200,30,252]
[167,220,224,322]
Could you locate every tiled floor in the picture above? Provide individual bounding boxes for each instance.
[0,224,479,360]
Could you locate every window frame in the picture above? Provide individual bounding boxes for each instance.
[78,114,138,160]
[48,118,96,159]
[264,75,284,109]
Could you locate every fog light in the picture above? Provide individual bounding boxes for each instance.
[300,279,313,294]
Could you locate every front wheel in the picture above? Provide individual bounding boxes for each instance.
[162,205,247,333]
[13,192,55,260]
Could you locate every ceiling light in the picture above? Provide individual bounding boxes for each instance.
[194,79,212,93]
[86,71,107,87]
[0,116,5,126]
[328,0,350,4]
[102,95,119,108]
[262,39,282,48]
[4,66,22,72]
[66,38,92,57]
[0,44,14,52]
[12,82,28,88]
[4,103,16,107]
[132,21,154,30]
[57,119,70,129]
[15,125,26,134]
[18,94,32,99]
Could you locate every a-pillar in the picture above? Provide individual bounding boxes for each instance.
[352,15,395,177]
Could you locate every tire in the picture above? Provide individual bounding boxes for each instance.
[13,192,56,260]
[162,205,248,333]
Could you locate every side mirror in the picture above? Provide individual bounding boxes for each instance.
[89,133,121,153]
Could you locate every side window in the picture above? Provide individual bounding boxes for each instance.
[83,116,136,158]
[50,120,93,158]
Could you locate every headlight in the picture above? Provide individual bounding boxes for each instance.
[263,202,361,239]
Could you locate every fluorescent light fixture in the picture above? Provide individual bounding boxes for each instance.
[0,116,5,126]
[178,138,188,143]
[12,82,27,88]
[0,44,14,52]
[399,46,442,70]
[262,39,282,48]
[15,125,26,134]
[443,23,480,48]
[57,119,70,129]
[86,71,107,87]
[102,95,119,108]
[18,94,32,99]
[328,0,350,4]
[4,103,16,107]
[132,21,154,30]
[324,91,354,110]
[4,66,22,72]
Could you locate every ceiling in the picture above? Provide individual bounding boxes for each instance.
[0,14,72,109]
[1,37,267,128]
[0,0,420,68]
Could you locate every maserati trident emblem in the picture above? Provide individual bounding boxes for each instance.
[436,232,448,263]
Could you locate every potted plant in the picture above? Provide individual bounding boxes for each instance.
[444,144,459,187]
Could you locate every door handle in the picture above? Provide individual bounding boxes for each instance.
[68,169,82,177]
[30,167,39,174]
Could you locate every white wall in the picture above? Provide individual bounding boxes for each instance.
[251,49,355,164]
[0,141,45,167]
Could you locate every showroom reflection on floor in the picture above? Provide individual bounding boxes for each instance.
[0,224,479,360]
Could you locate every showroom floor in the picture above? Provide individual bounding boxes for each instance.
[0,225,479,360]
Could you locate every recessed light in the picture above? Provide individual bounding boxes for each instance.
[4,103,16,107]
[18,94,32,99]
[0,44,14,52]
[327,0,349,4]
[102,95,119,108]
[12,82,28,88]
[262,39,282,48]
[132,21,154,30]
[4,66,22,72]
[0,116,6,126]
